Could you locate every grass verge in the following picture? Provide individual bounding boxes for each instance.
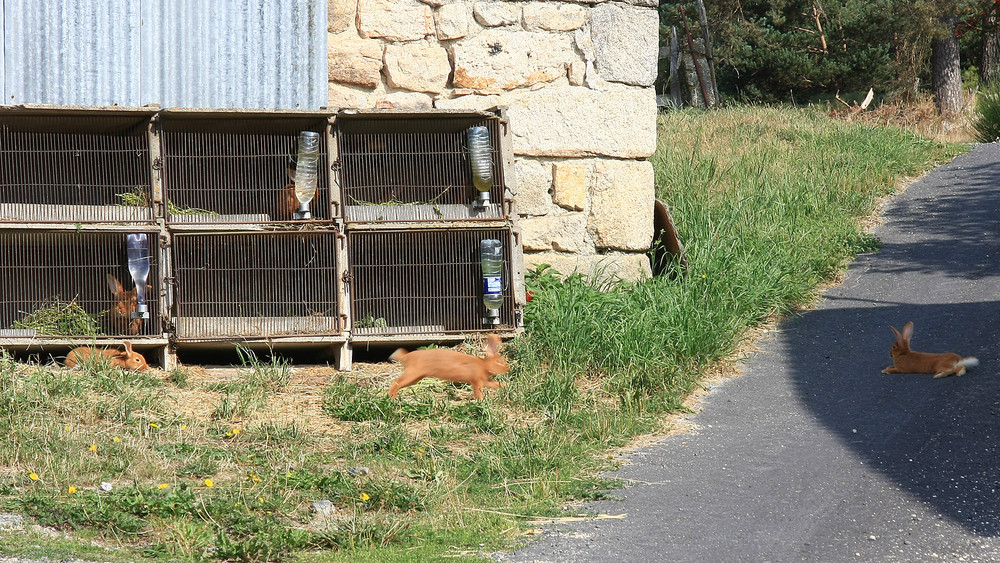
[0,105,966,562]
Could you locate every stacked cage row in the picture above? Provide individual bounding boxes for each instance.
[0,106,524,367]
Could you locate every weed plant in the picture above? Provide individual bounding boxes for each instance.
[0,106,965,562]
[972,82,1000,142]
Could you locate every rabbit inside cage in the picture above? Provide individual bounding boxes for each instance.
[0,230,160,338]
[158,117,331,224]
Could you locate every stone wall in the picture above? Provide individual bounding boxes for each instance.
[328,0,659,280]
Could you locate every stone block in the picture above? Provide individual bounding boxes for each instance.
[328,0,356,33]
[328,37,383,88]
[377,91,435,109]
[328,82,378,109]
[451,29,578,91]
[435,3,469,40]
[590,4,658,87]
[473,2,520,27]
[384,43,451,93]
[502,84,657,158]
[588,159,654,251]
[523,251,651,282]
[552,162,587,211]
[358,0,434,41]
[520,213,588,252]
[522,3,587,32]
[513,158,552,216]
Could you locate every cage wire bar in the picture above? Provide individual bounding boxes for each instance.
[0,229,162,338]
[172,231,342,339]
[348,227,517,336]
[159,115,333,224]
[336,113,507,222]
[0,113,155,223]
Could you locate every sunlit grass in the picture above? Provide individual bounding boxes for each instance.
[0,106,967,562]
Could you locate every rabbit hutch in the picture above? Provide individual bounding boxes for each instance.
[0,105,525,370]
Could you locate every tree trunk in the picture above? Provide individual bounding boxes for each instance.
[931,18,963,115]
[982,32,1000,89]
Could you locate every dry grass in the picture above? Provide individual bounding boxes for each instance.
[829,95,976,143]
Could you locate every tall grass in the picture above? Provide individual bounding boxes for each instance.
[520,106,964,404]
[0,106,966,562]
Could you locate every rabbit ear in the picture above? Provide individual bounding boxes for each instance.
[902,322,914,343]
[107,273,123,294]
[891,325,902,343]
[123,341,134,355]
[485,334,501,356]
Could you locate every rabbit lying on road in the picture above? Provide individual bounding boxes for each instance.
[882,321,978,379]
[388,334,509,400]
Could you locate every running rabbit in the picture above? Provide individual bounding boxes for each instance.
[107,273,150,336]
[65,341,149,371]
[882,321,978,379]
[388,334,509,399]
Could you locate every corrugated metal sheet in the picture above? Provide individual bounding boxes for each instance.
[1,0,327,109]
[3,0,142,106]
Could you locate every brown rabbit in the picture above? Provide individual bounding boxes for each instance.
[275,164,317,220]
[882,321,979,379]
[65,341,149,371]
[388,334,509,399]
[107,273,149,336]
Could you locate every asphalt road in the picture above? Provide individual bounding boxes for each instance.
[505,143,1000,562]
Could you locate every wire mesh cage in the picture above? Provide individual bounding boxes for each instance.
[335,112,509,222]
[348,227,519,336]
[0,111,155,223]
[172,231,342,339]
[159,114,333,225]
[0,229,162,338]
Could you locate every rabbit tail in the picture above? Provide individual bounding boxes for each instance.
[389,348,409,363]
[958,357,979,369]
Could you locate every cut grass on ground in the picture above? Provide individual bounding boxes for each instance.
[0,105,967,562]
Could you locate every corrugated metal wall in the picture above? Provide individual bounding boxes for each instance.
[1,0,327,109]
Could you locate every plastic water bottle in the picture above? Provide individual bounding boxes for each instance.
[125,233,150,319]
[480,239,503,324]
[294,131,320,219]
[467,126,493,209]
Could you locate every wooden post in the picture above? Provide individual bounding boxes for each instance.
[680,5,711,108]
[695,0,721,106]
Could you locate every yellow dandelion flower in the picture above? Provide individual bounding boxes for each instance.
[250,473,262,483]
[235,502,242,507]
[418,448,426,454]
[64,424,71,431]
[360,492,370,502]
[157,483,169,490]
[113,436,121,443]
[231,428,240,435]
[180,424,188,430]
[28,472,39,481]
[150,423,160,429]
[67,486,77,494]
[204,478,214,488]
[89,444,97,452]
[258,496,264,502]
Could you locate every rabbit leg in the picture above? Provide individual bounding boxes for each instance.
[933,366,957,378]
[483,381,502,389]
[933,366,962,379]
[471,383,484,400]
[882,366,902,374]
[388,373,425,397]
